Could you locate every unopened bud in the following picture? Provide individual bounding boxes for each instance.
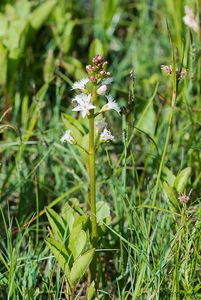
[86,65,92,72]
[100,70,105,76]
[90,75,95,81]
[103,61,108,69]
[97,55,103,61]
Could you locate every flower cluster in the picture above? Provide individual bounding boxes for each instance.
[183,5,198,33]
[61,54,120,145]
[160,64,187,80]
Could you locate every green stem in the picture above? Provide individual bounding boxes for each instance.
[89,112,97,244]
[89,97,98,282]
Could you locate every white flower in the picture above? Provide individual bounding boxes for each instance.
[95,120,107,132]
[183,5,198,32]
[100,128,114,142]
[60,130,75,144]
[97,84,107,95]
[72,93,95,118]
[72,78,89,90]
[101,94,120,114]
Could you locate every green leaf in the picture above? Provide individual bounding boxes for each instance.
[174,167,191,193]
[70,248,95,287]
[73,215,88,231]
[96,201,111,225]
[0,13,8,38]
[69,228,87,259]
[44,49,55,83]
[163,166,176,187]
[36,82,49,101]
[163,182,179,210]
[0,44,7,86]
[62,113,83,143]
[62,204,76,231]
[60,20,75,53]
[30,0,57,30]
[46,208,66,241]
[62,113,86,135]
[86,281,96,300]
[6,19,29,59]
[89,39,104,62]
[46,238,71,285]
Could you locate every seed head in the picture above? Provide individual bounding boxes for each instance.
[178,193,190,204]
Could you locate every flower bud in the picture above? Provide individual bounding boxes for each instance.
[97,84,107,95]
[86,65,92,72]
[99,70,105,76]
[102,61,108,69]
[90,75,95,82]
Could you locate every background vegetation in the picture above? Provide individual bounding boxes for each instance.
[0,0,200,299]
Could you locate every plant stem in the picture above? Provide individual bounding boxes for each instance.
[89,111,97,244]
[71,288,75,300]
[89,100,98,281]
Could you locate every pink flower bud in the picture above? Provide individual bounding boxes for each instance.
[86,65,92,72]
[100,70,105,76]
[90,75,95,81]
[97,55,103,62]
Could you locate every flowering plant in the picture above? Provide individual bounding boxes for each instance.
[46,54,120,298]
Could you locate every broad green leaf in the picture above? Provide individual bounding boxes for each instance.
[73,215,88,231]
[174,167,191,193]
[69,228,87,259]
[46,208,66,241]
[96,201,111,225]
[70,248,95,287]
[0,13,8,38]
[163,182,179,210]
[6,19,28,59]
[62,113,83,143]
[62,113,86,135]
[46,238,71,285]
[163,166,176,187]
[30,0,57,30]
[62,204,76,231]
[0,44,7,86]
[15,0,31,19]
[60,20,75,53]
[89,39,104,62]
[78,133,89,164]
[86,281,96,300]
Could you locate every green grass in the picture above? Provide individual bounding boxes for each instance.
[0,0,200,299]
